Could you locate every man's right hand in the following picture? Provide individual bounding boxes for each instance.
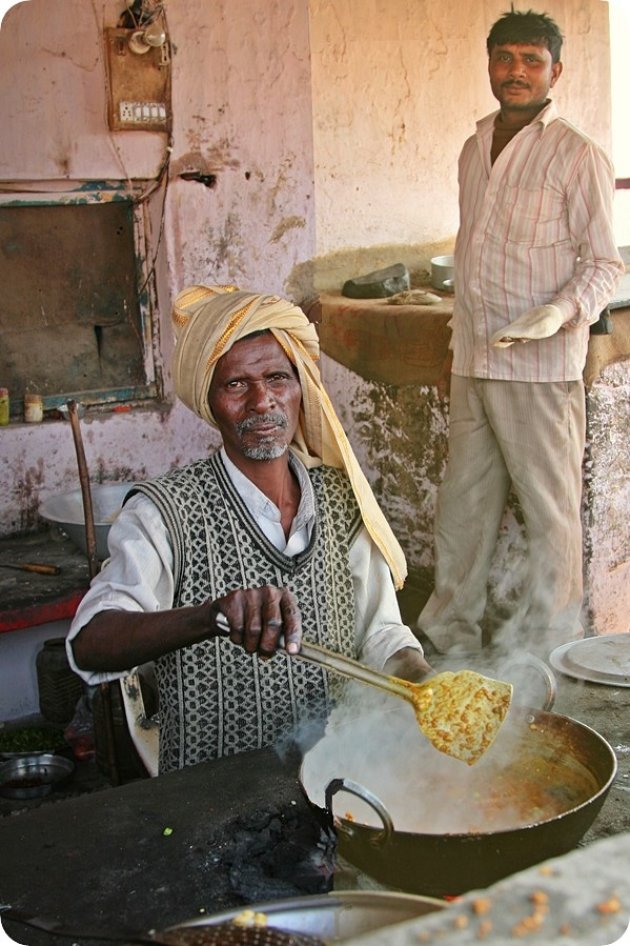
[73,586,303,674]
[211,586,302,658]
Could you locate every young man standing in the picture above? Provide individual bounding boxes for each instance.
[418,10,623,657]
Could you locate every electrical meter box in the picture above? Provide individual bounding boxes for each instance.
[104,27,170,132]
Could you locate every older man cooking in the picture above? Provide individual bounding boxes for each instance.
[67,285,431,773]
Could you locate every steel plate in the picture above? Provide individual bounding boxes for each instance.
[168,890,445,943]
[549,634,630,686]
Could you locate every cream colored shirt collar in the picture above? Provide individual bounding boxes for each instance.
[219,447,315,555]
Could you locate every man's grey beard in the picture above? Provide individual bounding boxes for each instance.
[243,442,289,460]
[236,412,289,460]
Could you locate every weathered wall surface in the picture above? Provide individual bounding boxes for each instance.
[584,358,630,634]
[0,402,221,535]
[0,0,627,638]
[321,354,449,568]
[0,0,314,531]
[163,0,316,294]
[0,0,316,293]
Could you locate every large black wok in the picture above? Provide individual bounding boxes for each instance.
[300,695,617,898]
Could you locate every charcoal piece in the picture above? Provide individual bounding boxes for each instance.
[217,806,335,902]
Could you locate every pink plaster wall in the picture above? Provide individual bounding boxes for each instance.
[0,0,619,557]
[0,0,315,533]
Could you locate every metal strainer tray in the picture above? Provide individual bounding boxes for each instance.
[549,633,630,686]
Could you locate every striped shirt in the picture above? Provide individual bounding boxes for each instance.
[451,101,624,382]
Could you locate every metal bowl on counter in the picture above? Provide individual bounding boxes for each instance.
[163,890,445,944]
[39,483,133,560]
[430,254,454,291]
[0,753,75,799]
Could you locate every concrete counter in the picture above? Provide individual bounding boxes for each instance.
[0,747,333,945]
[0,532,89,634]
[0,667,628,945]
[318,291,452,387]
[318,291,630,391]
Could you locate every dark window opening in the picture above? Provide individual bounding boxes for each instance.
[0,197,158,418]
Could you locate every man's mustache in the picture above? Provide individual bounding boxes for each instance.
[236,412,289,435]
[502,80,529,89]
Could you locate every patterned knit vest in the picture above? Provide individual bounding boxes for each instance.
[131,453,362,772]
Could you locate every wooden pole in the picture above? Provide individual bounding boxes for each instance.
[66,400,99,580]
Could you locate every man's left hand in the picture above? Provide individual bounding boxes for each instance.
[490,304,565,347]
[383,646,433,682]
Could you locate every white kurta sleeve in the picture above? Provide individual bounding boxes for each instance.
[65,494,176,685]
[350,525,424,670]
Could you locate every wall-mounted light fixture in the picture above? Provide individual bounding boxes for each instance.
[128,17,167,54]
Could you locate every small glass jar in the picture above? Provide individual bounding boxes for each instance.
[0,387,9,426]
[24,392,44,423]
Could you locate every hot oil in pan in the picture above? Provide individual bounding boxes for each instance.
[460,750,599,833]
[303,702,602,836]
[407,717,600,835]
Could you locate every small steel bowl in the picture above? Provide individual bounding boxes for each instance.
[0,753,74,799]
[430,254,454,291]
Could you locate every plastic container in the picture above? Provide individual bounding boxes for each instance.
[36,638,84,724]
[24,392,44,423]
[0,387,9,426]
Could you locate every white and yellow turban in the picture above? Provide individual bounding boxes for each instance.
[171,284,407,589]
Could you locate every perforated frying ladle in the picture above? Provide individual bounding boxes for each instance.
[215,614,512,765]
[297,640,513,765]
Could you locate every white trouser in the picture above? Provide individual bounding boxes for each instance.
[418,375,586,656]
